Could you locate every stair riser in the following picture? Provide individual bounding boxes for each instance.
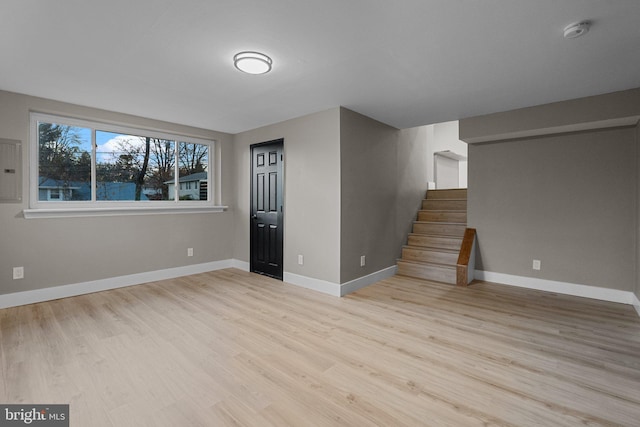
[417,211,467,223]
[413,223,466,237]
[426,189,467,200]
[422,199,467,210]
[397,262,456,284]
[402,248,458,265]
[407,235,462,251]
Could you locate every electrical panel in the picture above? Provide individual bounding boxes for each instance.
[0,139,22,202]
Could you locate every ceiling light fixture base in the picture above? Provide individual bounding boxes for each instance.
[563,21,590,39]
[234,51,272,74]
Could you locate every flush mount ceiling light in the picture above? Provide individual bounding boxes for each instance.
[563,21,591,39]
[233,51,272,74]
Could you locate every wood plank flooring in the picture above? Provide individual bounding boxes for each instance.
[1,269,639,426]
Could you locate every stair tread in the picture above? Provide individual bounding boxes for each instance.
[425,190,468,200]
[407,235,463,250]
[403,245,459,254]
[412,234,465,239]
[412,230,466,238]
[397,258,457,268]
[408,233,462,239]
[406,246,462,253]
[424,200,467,203]
[414,221,467,225]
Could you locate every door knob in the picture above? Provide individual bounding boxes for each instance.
[252,214,257,219]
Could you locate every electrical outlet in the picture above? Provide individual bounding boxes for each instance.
[13,266,24,280]
[298,254,304,265]
[532,259,541,270]
[360,255,366,267]
[187,248,194,257]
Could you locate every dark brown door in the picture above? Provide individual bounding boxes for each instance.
[250,139,284,280]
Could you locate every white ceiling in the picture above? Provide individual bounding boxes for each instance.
[2,1,640,134]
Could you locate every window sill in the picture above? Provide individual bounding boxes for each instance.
[23,205,228,219]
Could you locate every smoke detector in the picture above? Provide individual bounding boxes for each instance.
[564,21,591,39]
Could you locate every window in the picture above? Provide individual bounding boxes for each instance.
[28,113,219,216]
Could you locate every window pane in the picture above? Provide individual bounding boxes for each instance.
[96,131,175,201]
[38,122,92,201]
[178,142,208,201]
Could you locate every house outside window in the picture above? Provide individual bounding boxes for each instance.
[166,172,208,200]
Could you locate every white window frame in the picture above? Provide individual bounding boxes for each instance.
[25,112,226,219]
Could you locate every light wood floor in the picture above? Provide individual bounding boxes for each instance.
[1,269,640,426]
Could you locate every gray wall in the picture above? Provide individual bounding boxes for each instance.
[339,108,399,282]
[461,88,640,293]
[468,128,636,291]
[0,90,235,293]
[233,107,428,286]
[396,126,429,262]
[232,108,342,284]
[461,88,640,144]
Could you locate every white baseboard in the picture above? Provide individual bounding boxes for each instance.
[231,259,250,271]
[284,266,397,297]
[4,262,635,316]
[475,270,636,306]
[0,260,235,310]
[339,266,397,296]
[283,272,341,296]
[633,293,640,317]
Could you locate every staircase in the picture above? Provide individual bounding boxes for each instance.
[397,188,467,284]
